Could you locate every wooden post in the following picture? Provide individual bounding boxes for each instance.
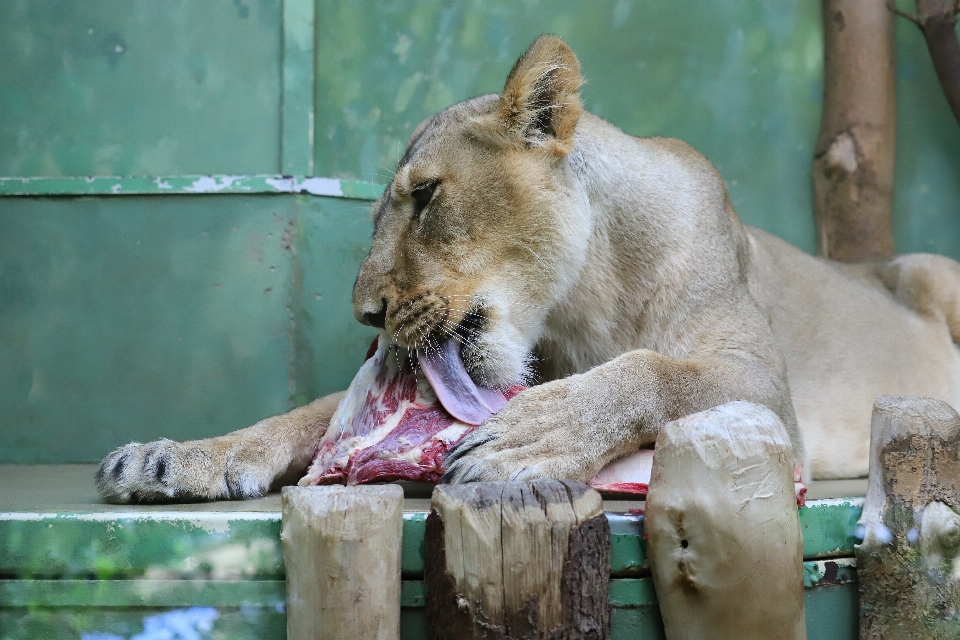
[856,396,960,639]
[424,480,610,639]
[812,0,897,262]
[645,401,806,640]
[281,485,404,640]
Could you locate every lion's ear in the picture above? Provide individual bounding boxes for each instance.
[497,35,583,156]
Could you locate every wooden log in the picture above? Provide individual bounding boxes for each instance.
[812,0,897,262]
[281,485,404,640]
[424,480,609,640]
[856,396,960,639]
[645,401,806,640]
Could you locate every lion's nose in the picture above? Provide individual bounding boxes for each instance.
[360,298,388,329]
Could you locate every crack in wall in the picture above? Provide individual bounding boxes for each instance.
[283,199,319,408]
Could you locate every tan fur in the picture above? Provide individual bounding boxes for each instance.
[97,36,960,502]
[96,392,344,503]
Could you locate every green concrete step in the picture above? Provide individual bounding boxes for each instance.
[0,499,863,580]
[0,465,864,639]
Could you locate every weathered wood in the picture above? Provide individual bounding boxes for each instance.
[280,485,403,640]
[424,480,609,640]
[812,0,897,262]
[645,401,806,640]
[856,396,960,639]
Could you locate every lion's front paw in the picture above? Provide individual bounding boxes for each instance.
[442,426,589,483]
[441,386,612,484]
[96,439,273,504]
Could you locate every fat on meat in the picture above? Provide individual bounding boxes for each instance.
[296,338,811,505]
[299,339,653,493]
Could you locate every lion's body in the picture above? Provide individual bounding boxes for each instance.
[747,227,960,478]
[97,36,960,503]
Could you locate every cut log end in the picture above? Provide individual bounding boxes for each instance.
[281,485,404,640]
[424,480,610,640]
[857,395,960,638]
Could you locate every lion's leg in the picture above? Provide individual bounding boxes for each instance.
[96,391,345,504]
[877,254,960,344]
[443,348,799,483]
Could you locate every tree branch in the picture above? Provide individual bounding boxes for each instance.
[911,0,960,126]
[812,0,897,262]
[887,0,922,24]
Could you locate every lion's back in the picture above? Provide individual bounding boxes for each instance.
[746,227,960,478]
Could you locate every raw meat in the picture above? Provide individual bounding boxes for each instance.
[299,337,652,493]
[299,338,506,486]
[299,337,805,503]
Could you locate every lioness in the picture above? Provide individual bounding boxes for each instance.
[97,35,960,504]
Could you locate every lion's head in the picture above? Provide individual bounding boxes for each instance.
[353,36,589,393]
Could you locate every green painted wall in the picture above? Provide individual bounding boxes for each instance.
[1,0,959,462]
[0,195,376,463]
[313,0,960,255]
[892,16,960,258]
[0,0,283,177]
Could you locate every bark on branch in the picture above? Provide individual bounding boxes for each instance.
[813,0,897,262]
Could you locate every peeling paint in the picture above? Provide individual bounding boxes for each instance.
[183,175,247,193]
[803,558,857,588]
[805,497,864,508]
[0,511,280,522]
[0,174,381,199]
[265,176,343,196]
[186,517,232,535]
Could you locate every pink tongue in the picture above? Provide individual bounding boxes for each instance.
[418,339,507,425]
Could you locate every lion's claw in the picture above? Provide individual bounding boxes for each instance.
[441,382,615,484]
[96,438,272,504]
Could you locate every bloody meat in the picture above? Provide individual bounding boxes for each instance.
[299,337,805,504]
[299,338,653,493]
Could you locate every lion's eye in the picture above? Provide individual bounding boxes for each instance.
[411,180,438,221]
